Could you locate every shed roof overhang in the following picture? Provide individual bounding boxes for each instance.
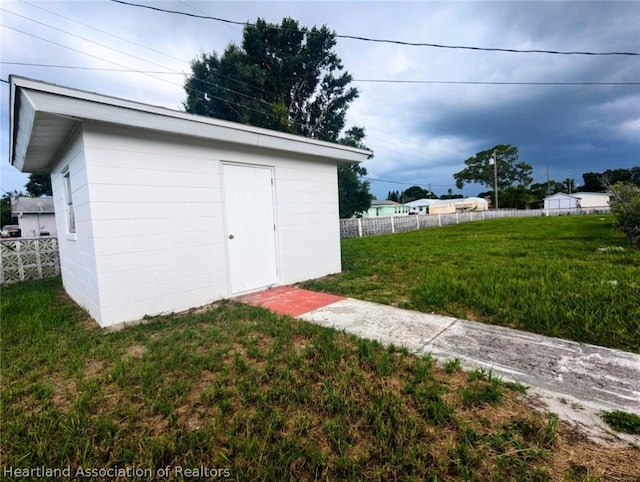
[9,76,373,173]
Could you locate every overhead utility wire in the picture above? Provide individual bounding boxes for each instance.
[0,13,277,109]
[109,0,639,56]
[354,79,639,86]
[17,1,279,100]
[363,177,457,188]
[3,63,636,86]
[0,18,321,135]
[8,5,282,102]
[0,24,283,124]
[20,0,188,65]
[1,8,175,73]
[0,62,180,74]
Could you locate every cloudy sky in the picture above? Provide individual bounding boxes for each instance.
[1,0,638,200]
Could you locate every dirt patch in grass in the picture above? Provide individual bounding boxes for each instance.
[84,358,110,379]
[122,344,149,360]
[50,374,77,411]
[549,423,640,481]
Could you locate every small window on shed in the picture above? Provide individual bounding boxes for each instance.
[63,168,76,233]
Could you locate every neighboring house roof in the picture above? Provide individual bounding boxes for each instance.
[371,200,403,206]
[405,198,440,207]
[462,197,489,205]
[573,192,610,199]
[10,196,55,215]
[9,76,372,174]
[406,197,485,208]
[543,192,609,200]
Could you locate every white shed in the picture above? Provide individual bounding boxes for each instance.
[9,76,371,327]
[544,193,579,210]
[544,192,610,211]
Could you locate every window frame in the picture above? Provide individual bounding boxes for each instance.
[62,167,76,234]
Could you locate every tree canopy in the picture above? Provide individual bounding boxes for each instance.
[454,145,533,191]
[1,191,21,227]
[184,17,370,217]
[386,186,437,203]
[337,127,372,218]
[453,144,533,208]
[25,174,53,197]
[579,167,640,192]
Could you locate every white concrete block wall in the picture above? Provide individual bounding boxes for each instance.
[50,124,344,327]
[273,157,342,282]
[82,125,227,326]
[50,129,102,320]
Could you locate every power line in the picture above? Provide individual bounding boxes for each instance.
[0,24,283,123]
[109,0,640,56]
[3,7,286,105]
[15,1,287,101]
[5,63,637,87]
[354,79,640,86]
[20,0,188,65]
[0,15,280,110]
[1,8,175,73]
[364,177,457,188]
[0,61,182,74]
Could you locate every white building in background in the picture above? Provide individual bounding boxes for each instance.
[406,197,489,215]
[10,196,57,237]
[543,192,610,211]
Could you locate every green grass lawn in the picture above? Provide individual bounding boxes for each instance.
[3,278,638,480]
[302,215,640,353]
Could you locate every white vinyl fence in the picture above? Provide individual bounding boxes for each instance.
[340,207,611,239]
[0,237,60,284]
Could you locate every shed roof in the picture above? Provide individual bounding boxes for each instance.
[543,192,610,201]
[10,196,55,214]
[9,76,372,173]
[573,192,610,199]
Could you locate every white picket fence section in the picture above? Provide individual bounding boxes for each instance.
[0,237,60,284]
[340,207,611,239]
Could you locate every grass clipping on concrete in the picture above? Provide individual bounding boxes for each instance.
[303,215,640,352]
[2,278,639,481]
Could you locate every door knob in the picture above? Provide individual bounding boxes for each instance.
[229,234,235,239]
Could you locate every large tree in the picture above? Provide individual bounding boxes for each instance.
[337,126,372,218]
[1,191,21,227]
[454,144,533,207]
[529,181,564,200]
[25,174,52,197]
[184,17,369,217]
[579,167,640,192]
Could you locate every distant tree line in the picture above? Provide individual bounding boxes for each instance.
[450,144,639,209]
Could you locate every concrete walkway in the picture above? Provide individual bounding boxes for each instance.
[238,287,640,445]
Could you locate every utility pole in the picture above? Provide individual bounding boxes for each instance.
[492,150,499,210]
[546,166,551,196]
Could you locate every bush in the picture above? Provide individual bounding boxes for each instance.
[608,182,640,246]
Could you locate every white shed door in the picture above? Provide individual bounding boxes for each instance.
[223,164,278,294]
